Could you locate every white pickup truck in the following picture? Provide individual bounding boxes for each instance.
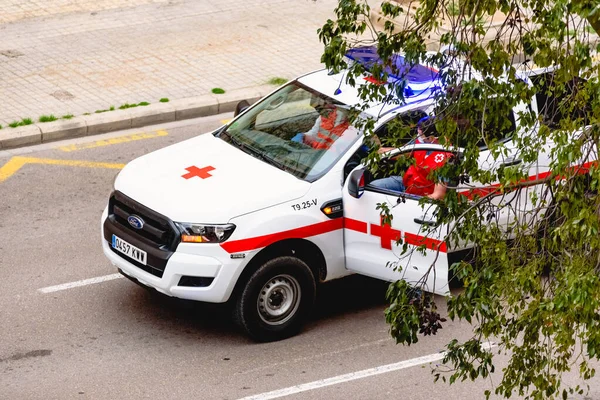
[101,46,591,341]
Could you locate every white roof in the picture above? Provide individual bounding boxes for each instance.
[297,68,439,121]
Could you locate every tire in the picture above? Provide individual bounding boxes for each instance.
[234,256,316,342]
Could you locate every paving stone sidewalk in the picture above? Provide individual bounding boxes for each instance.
[0,0,337,128]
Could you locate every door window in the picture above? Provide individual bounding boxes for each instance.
[531,72,593,128]
[374,109,428,147]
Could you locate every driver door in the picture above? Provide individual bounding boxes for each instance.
[342,166,451,296]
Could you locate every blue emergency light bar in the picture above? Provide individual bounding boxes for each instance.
[344,46,439,86]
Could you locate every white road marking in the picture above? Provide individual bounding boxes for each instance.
[38,273,123,293]
[237,342,497,400]
[236,337,391,376]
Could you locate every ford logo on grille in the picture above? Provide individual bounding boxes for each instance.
[127,215,145,230]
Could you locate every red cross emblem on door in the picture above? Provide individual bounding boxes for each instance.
[182,165,215,180]
[370,216,401,250]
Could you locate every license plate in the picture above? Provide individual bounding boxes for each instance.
[112,235,147,265]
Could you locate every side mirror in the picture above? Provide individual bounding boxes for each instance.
[234,100,251,117]
[348,167,366,198]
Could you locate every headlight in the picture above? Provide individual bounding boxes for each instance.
[175,222,236,243]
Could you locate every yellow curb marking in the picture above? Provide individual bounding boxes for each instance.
[0,156,125,183]
[58,129,168,152]
[221,119,231,124]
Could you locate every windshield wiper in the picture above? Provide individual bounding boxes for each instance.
[243,143,289,171]
[213,125,227,137]
[219,130,289,171]
[219,129,239,145]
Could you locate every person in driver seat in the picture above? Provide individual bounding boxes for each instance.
[370,116,450,200]
[291,100,350,150]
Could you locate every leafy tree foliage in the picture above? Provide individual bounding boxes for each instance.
[318,0,600,398]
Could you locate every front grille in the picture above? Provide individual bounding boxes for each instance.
[109,191,180,251]
[104,191,180,278]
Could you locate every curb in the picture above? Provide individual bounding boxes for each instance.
[0,84,275,150]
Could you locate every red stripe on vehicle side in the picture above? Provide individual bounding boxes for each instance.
[404,232,448,253]
[344,217,368,233]
[459,186,501,199]
[220,219,344,254]
[458,161,598,200]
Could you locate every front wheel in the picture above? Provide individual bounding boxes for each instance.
[234,256,316,342]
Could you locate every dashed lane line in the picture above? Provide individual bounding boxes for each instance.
[58,129,168,152]
[0,156,125,183]
[38,273,123,294]
[236,342,497,400]
[235,338,391,376]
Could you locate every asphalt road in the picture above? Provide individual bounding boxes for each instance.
[1,114,598,400]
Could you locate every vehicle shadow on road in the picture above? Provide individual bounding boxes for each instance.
[115,285,245,343]
[114,274,390,343]
[312,274,390,320]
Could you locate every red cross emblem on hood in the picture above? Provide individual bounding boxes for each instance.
[182,165,215,180]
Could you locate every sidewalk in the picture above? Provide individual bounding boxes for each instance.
[0,0,338,149]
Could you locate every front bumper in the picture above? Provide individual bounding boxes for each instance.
[101,207,245,303]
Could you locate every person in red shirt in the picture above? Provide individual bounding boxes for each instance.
[292,103,350,150]
[370,116,450,200]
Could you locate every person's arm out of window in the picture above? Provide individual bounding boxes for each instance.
[427,183,447,200]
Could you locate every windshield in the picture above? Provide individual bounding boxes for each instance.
[217,82,360,181]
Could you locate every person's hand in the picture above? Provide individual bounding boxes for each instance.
[378,146,394,154]
[291,133,304,143]
[427,183,447,200]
